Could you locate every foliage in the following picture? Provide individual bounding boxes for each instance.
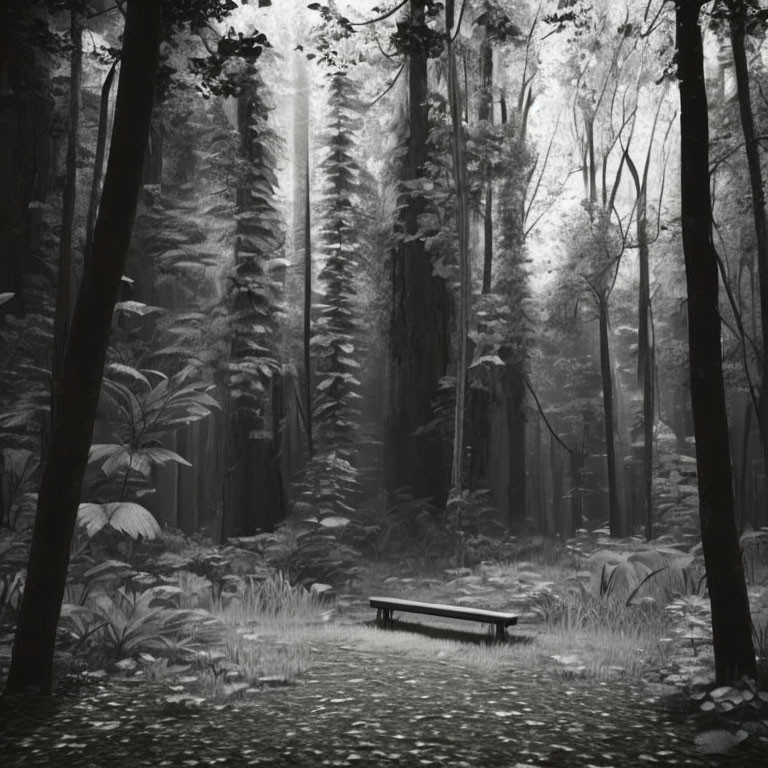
[59,582,220,659]
[87,365,218,502]
[0,312,53,457]
[262,515,361,588]
[292,451,361,517]
[188,28,272,98]
[77,502,162,541]
[377,490,457,563]
[0,448,39,530]
[219,70,284,429]
[311,66,365,457]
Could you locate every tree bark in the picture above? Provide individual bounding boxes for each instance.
[387,0,451,503]
[598,297,621,536]
[479,31,493,295]
[6,0,161,695]
[51,14,82,427]
[728,0,768,470]
[675,0,755,684]
[447,0,470,498]
[293,53,313,458]
[625,151,655,540]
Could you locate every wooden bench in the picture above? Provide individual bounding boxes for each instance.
[370,596,518,641]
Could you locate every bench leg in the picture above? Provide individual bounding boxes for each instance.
[376,608,393,624]
[495,623,507,642]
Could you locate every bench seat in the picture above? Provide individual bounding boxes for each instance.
[370,596,518,641]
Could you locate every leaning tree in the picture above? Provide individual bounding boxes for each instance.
[675,0,755,684]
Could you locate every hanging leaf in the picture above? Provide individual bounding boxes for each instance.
[106,363,151,389]
[88,443,125,466]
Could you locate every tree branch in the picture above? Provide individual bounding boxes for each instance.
[525,378,573,455]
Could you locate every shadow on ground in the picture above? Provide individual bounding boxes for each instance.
[363,618,535,647]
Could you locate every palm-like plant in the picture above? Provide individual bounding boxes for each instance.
[88,364,219,501]
[60,582,221,658]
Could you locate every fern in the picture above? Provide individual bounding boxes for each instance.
[219,67,284,433]
[311,66,366,459]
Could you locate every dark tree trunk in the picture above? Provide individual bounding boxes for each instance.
[598,298,621,536]
[507,360,526,525]
[636,184,654,540]
[387,0,451,503]
[6,0,161,695]
[225,80,287,533]
[728,0,768,473]
[625,152,655,539]
[0,17,52,317]
[675,0,756,684]
[51,14,82,427]
[293,52,313,459]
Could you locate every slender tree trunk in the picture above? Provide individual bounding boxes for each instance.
[303,130,313,458]
[626,153,655,539]
[84,59,117,274]
[479,32,493,295]
[570,445,584,531]
[637,183,655,541]
[387,0,450,503]
[51,14,82,427]
[642,327,654,538]
[675,0,755,684]
[292,53,313,458]
[551,432,565,537]
[728,0,768,471]
[586,116,597,205]
[598,297,621,536]
[447,0,470,501]
[6,0,161,695]
[739,398,752,530]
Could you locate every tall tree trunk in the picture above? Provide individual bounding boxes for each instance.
[479,31,493,295]
[598,296,621,536]
[293,53,313,458]
[625,152,655,539]
[51,14,82,427]
[447,0,470,500]
[226,80,287,534]
[636,181,654,541]
[728,0,768,473]
[6,0,161,695]
[303,142,313,458]
[387,0,450,503]
[675,0,755,684]
[570,441,585,531]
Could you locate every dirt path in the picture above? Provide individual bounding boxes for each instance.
[1,637,766,767]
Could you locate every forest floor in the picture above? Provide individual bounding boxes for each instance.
[2,560,768,768]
